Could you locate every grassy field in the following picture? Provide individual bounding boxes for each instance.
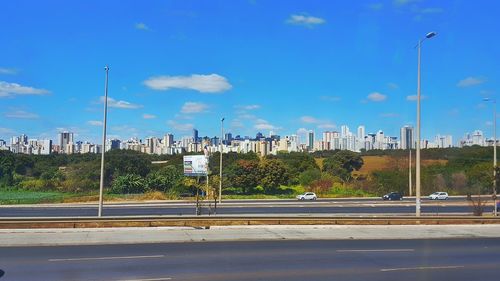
[0,190,67,204]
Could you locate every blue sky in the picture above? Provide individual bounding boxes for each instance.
[0,0,499,143]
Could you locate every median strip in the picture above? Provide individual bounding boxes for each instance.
[337,249,414,253]
[380,265,464,272]
[48,255,165,262]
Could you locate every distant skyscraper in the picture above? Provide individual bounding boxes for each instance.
[164,134,174,147]
[400,126,414,149]
[59,131,73,154]
[308,130,314,150]
[357,125,365,140]
[193,129,199,143]
[341,125,350,138]
[225,132,233,144]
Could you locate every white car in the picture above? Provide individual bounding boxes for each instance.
[429,192,449,200]
[296,192,317,200]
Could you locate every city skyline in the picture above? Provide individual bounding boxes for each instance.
[1,1,498,143]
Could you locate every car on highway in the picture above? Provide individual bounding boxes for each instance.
[382,192,403,201]
[429,192,449,200]
[296,192,317,201]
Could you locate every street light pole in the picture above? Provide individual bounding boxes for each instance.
[484,98,498,216]
[494,100,497,216]
[219,117,224,204]
[98,65,109,217]
[415,32,436,217]
[409,148,412,197]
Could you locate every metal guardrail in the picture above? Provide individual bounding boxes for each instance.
[0,215,499,229]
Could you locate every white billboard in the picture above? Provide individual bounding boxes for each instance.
[183,155,208,176]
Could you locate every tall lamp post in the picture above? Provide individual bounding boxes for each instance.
[415,32,437,217]
[484,98,497,216]
[98,65,109,217]
[219,117,225,204]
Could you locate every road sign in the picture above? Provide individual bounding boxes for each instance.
[184,155,208,176]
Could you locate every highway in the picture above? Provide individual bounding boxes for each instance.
[0,197,493,217]
[1,238,499,280]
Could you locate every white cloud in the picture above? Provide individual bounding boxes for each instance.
[238,113,256,120]
[300,115,336,129]
[387,82,399,90]
[286,14,326,27]
[135,22,149,30]
[100,96,143,109]
[254,118,280,131]
[406,95,427,101]
[300,116,320,124]
[367,92,387,102]
[231,120,244,129]
[0,68,17,75]
[297,128,309,135]
[167,120,194,131]
[317,123,336,129]
[142,114,157,119]
[0,127,16,135]
[144,74,232,93]
[87,120,103,126]
[5,110,39,119]
[0,81,49,97]
[457,77,486,88]
[237,104,261,110]
[181,102,209,114]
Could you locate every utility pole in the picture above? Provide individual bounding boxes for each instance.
[98,65,109,217]
[219,117,224,204]
[415,31,437,217]
[490,99,497,216]
[409,149,412,197]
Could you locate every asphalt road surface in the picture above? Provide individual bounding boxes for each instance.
[1,238,499,281]
[0,198,493,217]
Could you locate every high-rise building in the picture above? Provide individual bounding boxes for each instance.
[357,125,365,140]
[59,131,74,154]
[341,125,350,138]
[400,125,414,150]
[192,129,199,143]
[164,134,174,147]
[308,130,314,150]
[224,132,233,144]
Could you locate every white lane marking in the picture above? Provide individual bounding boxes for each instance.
[115,277,172,281]
[380,265,464,272]
[48,255,164,262]
[337,249,414,253]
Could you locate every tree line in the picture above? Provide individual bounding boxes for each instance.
[1,146,497,197]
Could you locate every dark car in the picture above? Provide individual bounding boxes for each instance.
[382,192,403,201]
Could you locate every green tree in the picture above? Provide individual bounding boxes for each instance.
[298,168,322,187]
[0,151,15,187]
[258,159,289,193]
[110,174,146,194]
[146,165,183,193]
[466,162,493,194]
[227,159,260,193]
[323,151,363,184]
[269,152,319,184]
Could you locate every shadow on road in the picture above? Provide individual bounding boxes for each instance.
[0,269,4,278]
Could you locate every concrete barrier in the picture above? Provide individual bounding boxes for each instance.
[0,215,499,229]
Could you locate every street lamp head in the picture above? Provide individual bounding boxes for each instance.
[104,65,109,71]
[221,117,225,122]
[426,32,437,39]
